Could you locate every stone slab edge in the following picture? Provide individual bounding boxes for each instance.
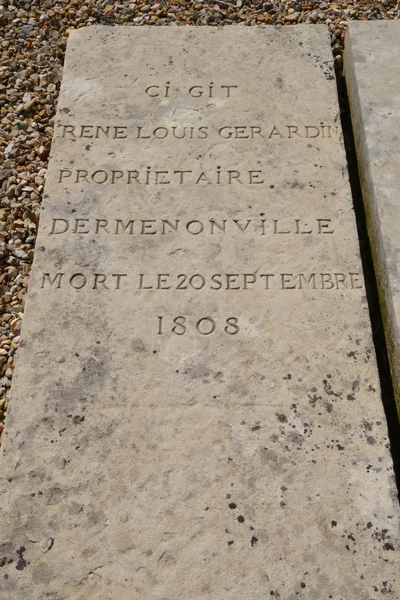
[344,25,400,418]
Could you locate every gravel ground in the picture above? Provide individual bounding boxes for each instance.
[0,0,399,440]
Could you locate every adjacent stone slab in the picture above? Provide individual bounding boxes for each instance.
[344,21,400,416]
[1,26,399,599]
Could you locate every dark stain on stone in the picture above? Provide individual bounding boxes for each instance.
[289,180,305,190]
[15,547,28,571]
[229,503,237,510]
[251,425,261,431]
[384,542,395,551]
[72,415,85,424]
[372,528,396,553]
[323,377,342,399]
[288,431,304,446]
[276,413,287,423]
[131,339,146,353]
[331,520,337,527]
[227,540,234,546]
[380,581,393,594]
[237,515,245,523]
[250,536,258,546]
[308,392,321,407]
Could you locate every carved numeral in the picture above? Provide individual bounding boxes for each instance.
[157,316,240,335]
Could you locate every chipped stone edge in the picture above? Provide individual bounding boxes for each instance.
[344,30,400,418]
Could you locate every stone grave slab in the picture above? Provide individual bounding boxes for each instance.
[344,21,400,416]
[0,25,399,600]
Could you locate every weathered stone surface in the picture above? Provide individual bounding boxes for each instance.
[344,21,400,417]
[0,26,399,599]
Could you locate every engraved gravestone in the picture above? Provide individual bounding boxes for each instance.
[0,26,399,599]
[344,21,400,416]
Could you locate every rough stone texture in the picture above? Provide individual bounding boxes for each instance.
[344,21,400,418]
[0,26,399,599]
[1,0,399,441]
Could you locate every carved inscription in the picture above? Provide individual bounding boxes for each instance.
[41,271,363,291]
[49,218,335,236]
[157,316,240,336]
[45,80,360,338]
[58,167,266,185]
[144,82,238,98]
[3,32,396,600]
[58,123,337,141]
